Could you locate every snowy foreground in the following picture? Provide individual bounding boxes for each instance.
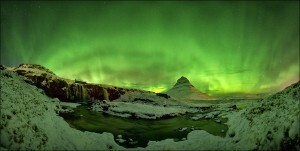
[1,70,299,150]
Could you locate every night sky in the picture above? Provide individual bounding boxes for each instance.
[1,1,299,96]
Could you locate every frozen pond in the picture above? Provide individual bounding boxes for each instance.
[59,105,228,148]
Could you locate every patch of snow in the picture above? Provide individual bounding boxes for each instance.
[215,119,221,123]
[116,138,126,143]
[115,91,185,107]
[191,114,205,120]
[60,102,81,108]
[204,111,221,119]
[145,130,232,150]
[41,80,47,86]
[179,128,188,132]
[92,101,187,119]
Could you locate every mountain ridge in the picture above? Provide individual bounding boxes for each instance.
[2,64,150,102]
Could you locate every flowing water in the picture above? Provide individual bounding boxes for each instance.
[59,105,228,148]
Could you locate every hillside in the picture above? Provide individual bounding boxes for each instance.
[166,76,214,101]
[4,64,149,102]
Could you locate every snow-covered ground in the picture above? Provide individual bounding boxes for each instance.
[92,101,187,119]
[1,69,299,150]
[91,91,195,119]
[90,91,232,119]
[0,70,123,150]
[224,82,300,150]
[142,82,300,150]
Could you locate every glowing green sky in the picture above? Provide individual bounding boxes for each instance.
[1,1,299,95]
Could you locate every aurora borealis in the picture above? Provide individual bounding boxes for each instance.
[1,1,299,96]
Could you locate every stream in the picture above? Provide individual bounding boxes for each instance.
[59,105,228,148]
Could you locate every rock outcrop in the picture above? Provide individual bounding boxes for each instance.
[166,76,214,100]
[7,64,146,102]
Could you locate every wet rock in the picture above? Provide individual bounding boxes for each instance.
[229,131,236,137]
[133,98,154,103]
[75,79,87,84]
[107,145,113,150]
[156,93,170,99]
[280,136,299,151]
[229,104,237,110]
[0,64,6,70]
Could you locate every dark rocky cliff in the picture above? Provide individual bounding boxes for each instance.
[8,64,147,102]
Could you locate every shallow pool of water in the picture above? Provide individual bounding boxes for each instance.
[59,105,228,148]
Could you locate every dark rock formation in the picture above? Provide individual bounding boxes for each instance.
[17,64,56,75]
[0,64,6,70]
[9,64,145,102]
[156,93,170,99]
[174,76,191,87]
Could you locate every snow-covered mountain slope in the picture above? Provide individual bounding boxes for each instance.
[166,76,214,101]
[0,70,124,150]
[226,81,300,150]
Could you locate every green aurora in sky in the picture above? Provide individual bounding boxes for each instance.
[1,1,299,96]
